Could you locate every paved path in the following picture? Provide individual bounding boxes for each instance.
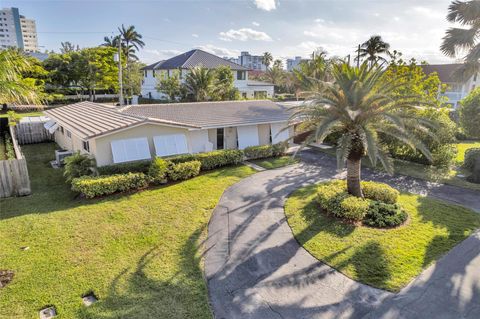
[204,150,480,319]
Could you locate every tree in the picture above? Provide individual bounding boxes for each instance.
[290,62,432,197]
[184,66,213,101]
[211,65,239,101]
[60,41,79,54]
[262,52,273,69]
[458,88,480,138]
[157,74,181,101]
[441,0,480,79]
[273,59,283,69]
[0,49,42,105]
[356,35,390,66]
[118,25,145,62]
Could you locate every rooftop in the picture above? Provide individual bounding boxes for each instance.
[420,63,463,83]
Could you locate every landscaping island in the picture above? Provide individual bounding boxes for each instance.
[284,181,480,292]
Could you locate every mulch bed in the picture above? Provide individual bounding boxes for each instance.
[0,270,14,288]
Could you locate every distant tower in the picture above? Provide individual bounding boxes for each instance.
[0,7,39,52]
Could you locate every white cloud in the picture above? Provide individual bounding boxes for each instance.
[315,18,325,23]
[252,21,260,26]
[253,0,276,11]
[140,49,182,63]
[195,44,239,57]
[411,6,444,19]
[219,28,273,41]
[192,33,199,38]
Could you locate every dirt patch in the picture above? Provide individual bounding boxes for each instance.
[0,270,14,288]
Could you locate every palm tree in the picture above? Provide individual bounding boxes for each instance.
[184,66,213,101]
[356,35,390,66]
[102,35,120,48]
[289,62,432,197]
[118,25,145,61]
[0,49,42,106]
[441,0,480,80]
[262,52,273,69]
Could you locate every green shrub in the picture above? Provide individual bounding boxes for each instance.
[464,148,480,172]
[148,158,169,184]
[71,173,149,198]
[167,160,201,181]
[363,201,408,228]
[4,133,15,160]
[97,160,151,175]
[244,145,273,159]
[459,88,480,139]
[316,180,346,211]
[244,142,288,159]
[63,152,96,183]
[338,196,370,221]
[361,181,399,204]
[167,149,244,170]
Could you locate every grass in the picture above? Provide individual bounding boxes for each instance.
[0,136,5,160]
[251,155,298,169]
[455,141,480,165]
[0,111,44,119]
[0,143,254,318]
[285,184,480,292]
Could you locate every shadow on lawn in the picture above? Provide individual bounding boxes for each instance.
[77,224,212,319]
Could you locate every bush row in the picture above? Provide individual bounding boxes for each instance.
[316,180,406,227]
[97,160,152,175]
[166,149,244,170]
[243,142,288,160]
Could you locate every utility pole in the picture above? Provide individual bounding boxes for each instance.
[115,37,124,106]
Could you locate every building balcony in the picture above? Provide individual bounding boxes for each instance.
[441,91,466,103]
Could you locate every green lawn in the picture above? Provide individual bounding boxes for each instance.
[0,143,254,318]
[251,155,299,169]
[0,111,44,119]
[285,184,480,292]
[455,141,480,165]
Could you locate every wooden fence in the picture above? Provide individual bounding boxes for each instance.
[15,116,53,145]
[0,126,31,198]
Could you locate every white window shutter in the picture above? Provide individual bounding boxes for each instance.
[111,138,151,163]
[154,134,188,157]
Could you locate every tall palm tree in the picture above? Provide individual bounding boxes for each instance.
[184,66,213,101]
[118,24,145,61]
[289,62,432,197]
[356,35,391,66]
[441,0,480,80]
[0,49,42,105]
[262,52,273,69]
[102,35,120,48]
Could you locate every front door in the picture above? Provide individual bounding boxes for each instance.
[217,128,224,150]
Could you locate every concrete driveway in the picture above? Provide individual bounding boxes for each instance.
[204,149,480,319]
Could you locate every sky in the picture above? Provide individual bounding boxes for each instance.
[3,0,459,64]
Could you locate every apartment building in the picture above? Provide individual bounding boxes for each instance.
[228,51,267,71]
[0,7,39,52]
[286,56,310,71]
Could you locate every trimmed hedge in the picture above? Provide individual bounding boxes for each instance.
[148,158,169,184]
[316,180,405,225]
[244,142,288,160]
[166,149,244,170]
[364,202,408,228]
[362,181,399,204]
[167,160,201,181]
[71,173,149,198]
[464,148,480,172]
[97,160,151,175]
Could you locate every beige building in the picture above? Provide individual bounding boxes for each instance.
[0,7,38,52]
[44,100,293,167]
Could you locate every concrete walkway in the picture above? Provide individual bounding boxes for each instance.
[204,150,480,319]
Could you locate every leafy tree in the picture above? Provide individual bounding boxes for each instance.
[157,74,182,101]
[60,41,79,54]
[211,65,239,101]
[290,62,432,197]
[441,0,480,79]
[0,49,42,105]
[184,66,213,101]
[458,87,480,138]
[273,59,283,69]
[262,52,273,69]
[265,64,285,87]
[124,61,145,97]
[356,35,390,66]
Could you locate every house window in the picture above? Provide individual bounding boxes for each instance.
[144,70,147,77]
[83,141,90,152]
[237,71,246,80]
[66,130,71,138]
[153,134,188,157]
[217,128,224,150]
[111,137,151,163]
[60,126,64,134]
[254,91,267,99]
[152,70,156,78]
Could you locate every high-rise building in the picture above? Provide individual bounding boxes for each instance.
[286,56,310,71]
[0,7,39,52]
[228,51,267,71]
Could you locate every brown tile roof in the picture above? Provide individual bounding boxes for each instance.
[420,64,462,83]
[120,100,292,129]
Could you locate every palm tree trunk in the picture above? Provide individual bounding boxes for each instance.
[346,155,363,197]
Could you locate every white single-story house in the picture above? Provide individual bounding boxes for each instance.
[44,100,293,166]
[141,49,275,100]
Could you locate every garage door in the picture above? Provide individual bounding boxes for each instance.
[237,125,259,149]
[111,137,151,163]
[271,122,289,144]
[153,134,188,157]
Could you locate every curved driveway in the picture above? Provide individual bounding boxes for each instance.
[204,150,480,319]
